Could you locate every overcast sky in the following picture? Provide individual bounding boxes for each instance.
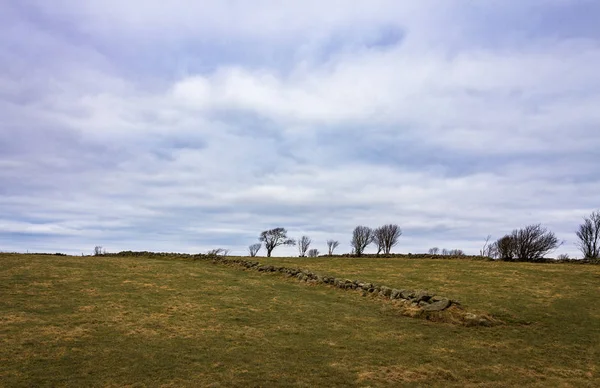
[1,1,599,257]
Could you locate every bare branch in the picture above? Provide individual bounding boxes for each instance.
[298,236,311,257]
[207,248,229,256]
[248,243,261,257]
[373,224,402,254]
[576,210,600,260]
[495,224,560,261]
[350,226,373,257]
[326,240,340,256]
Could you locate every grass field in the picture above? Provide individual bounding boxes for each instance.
[1,253,599,387]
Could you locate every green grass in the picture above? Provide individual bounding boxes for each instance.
[1,254,599,387]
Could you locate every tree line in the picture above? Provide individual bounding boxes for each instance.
[248,224,403,258]
[474,210,599,262]
[247,210,600,262]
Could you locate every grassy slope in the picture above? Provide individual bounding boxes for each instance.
[1,254,599,387]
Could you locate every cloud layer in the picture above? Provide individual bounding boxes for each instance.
[1,1,599,256]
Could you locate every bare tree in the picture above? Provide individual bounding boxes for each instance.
[373,228,385,255]
[576,210,600,260]
[298,236,311,257]
[248,243,261,257]
[480,235,497,258]
[259,227,296,257]
[327,240,340,256]
[557,253,570,261]
[94,246,103,256]
[448,249,465,256]
[350,226,373,257]
[374,224,402,254]
[307,248,319,258]
[441,248,450,256]
[428,247,440,255]
[496,224,560,261]
[513,224,560,261]
[207,248,229,256]
[495,235,516,260]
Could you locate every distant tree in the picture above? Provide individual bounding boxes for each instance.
[576,210,600,260]
[373,224,402,254]
[428,247,440,255]
[259,227,296,257]
[94,246,103,256]
[441,248,450,256]
[373,228,385,255]
[350,226,373,257]
[480,235,497,258]
[448,249,465,256]
[496,224,560,261]
[326,240,340,256]
[513,224,560,261]
[556,253,570,261]
[248,243,261,257]
[495,235,517,260]
[298,236,311,257]
[307,248,320,258]
[207,248,229,256]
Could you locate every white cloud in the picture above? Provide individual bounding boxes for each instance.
[1,1,599,258]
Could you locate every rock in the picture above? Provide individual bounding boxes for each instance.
[422,298,451,312]
[464,313,493,327]
[400,290,414,299]
[379,286,392,297]
[390,289,401,299]
[414,290,432,303]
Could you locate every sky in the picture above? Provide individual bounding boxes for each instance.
[1,1,599,257]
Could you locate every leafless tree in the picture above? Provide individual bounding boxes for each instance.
[496,224,560,261]
[428,247,440,255]
[576,210,600,260]
[480,235,497,258]
[556,253,570,261]
[513,224,560,261]
[441,248,450,256]
[248,243,261,257]
[298,236,311,257]
[308,248,319,258]
[495,235,516,260]
[448,249,465,256]
[373,224,402,254]
[327,240,340,256]
[350,226,373,256]
[259,227,296,257]
[373,228,385,255]
[94,246,103,256]
[207,248,229,256]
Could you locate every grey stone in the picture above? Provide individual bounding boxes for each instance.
[414,290,432,303]
[379,286,392,297]
[422,298,451,312]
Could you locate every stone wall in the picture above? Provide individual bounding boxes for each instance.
[199,256,463,314]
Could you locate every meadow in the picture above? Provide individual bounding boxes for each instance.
[1,253,599,387]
